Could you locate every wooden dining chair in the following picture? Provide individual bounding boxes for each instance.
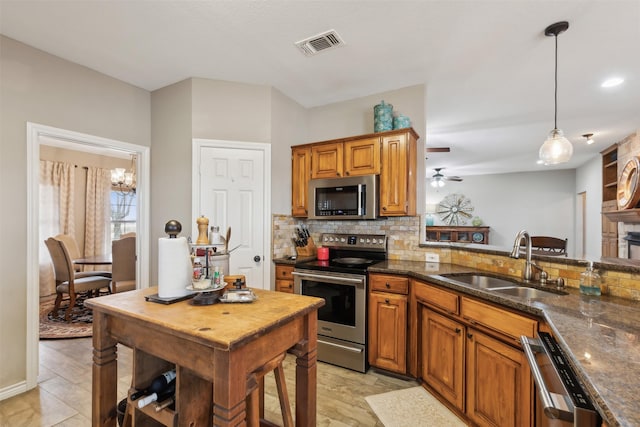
[45,237,112,321]
[54,233,112,278]
[530,236,568,256]
[111,236,136,293]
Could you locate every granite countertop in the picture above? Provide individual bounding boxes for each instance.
[369,260,640,427]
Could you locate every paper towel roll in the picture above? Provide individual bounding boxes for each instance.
[158,236,192,298]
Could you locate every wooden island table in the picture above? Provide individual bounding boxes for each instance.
[85,287,324,426]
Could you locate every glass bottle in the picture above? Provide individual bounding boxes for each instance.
[579,261,602,296]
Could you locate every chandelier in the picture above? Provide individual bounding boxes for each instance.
[111,154,136,194]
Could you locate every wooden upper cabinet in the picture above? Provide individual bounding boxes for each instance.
[380,130,417,216]
[311,143,343,179]
[344,138,381,176]
[291,146,311,217]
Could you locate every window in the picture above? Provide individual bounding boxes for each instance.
[110,190,136,240]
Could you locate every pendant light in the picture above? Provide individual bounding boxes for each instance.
[539,21,572,165]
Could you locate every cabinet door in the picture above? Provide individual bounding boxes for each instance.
[291,147,311,217]
[311,142,343,179]
[420,306,465,411]
[368,292,407,373]
[379,132,416,216]
[344,137,380,176]
[466,329,532,427]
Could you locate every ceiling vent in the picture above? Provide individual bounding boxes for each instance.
[295,30,345,56]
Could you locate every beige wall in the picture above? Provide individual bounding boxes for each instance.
[0,36,150,392]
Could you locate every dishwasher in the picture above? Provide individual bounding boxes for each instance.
[521,332,601,427]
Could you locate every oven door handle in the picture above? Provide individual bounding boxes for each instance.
[318,338,363,353]
[521,336,574,422]
[292,271,364,284]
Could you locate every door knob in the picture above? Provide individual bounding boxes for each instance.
[254,255,261,262]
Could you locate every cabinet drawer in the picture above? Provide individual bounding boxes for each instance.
[414,281,459,314]
[460,296,537,341]
[370,274,409,295]
[275,265,294,280]
[276,279,294,293]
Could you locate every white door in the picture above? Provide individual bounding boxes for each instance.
[194,140,271,289]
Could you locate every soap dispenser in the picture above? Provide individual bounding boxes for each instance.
[579,262,602,296]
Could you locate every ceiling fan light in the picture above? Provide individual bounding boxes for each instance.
[430,177,445,188]
[539,128,573,165]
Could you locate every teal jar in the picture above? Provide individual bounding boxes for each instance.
[374,101,393,132]
[393,115,411,129]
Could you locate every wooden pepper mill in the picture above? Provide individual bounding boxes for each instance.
[196,215,210,244]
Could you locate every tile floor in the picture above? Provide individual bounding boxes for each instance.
[0,338,416,426]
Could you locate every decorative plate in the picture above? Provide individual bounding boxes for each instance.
[436,193,474,225]
[617,157,640,210]
[472,232,484,243]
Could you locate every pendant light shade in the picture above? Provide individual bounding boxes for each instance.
[539,21,572,165]
[539,128,573,165]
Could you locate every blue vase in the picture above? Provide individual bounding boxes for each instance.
[393,115,411,129]
[374,101,393,133]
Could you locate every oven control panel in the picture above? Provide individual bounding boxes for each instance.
[320,233,387,250]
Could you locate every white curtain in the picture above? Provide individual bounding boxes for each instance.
[39,161,75,296]
[84,167,112,266]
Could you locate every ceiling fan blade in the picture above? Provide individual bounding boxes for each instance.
[426,147,450,153]
[445,176,463,182]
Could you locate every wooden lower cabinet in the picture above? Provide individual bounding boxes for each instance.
[275,264,294,293]
[368,274,409,374]
[414,280,535,427]
[420,306,464,411]
[466,328,532,427]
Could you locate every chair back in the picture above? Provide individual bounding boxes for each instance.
[530,236,568,256]
[45,237,74,283]
[54,234,83,271]
[112,236,136,282]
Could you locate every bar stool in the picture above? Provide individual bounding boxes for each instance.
[246,352,293,427]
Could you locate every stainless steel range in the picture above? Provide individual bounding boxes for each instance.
[293,233,387,373]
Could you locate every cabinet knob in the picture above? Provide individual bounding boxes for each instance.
[385,298,390,304]
[467,333,473,339]
[385,283,390,288]
[288,283,292,288]
[382,206,387,211]
[345,171,350,176]
[455,328,461,334]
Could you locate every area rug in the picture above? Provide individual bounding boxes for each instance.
[365,386,466,427]
[39,295,93,339]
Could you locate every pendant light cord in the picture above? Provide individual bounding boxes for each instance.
[554,34,558,130]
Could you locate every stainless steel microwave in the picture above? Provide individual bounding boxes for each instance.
[308,175,378,220]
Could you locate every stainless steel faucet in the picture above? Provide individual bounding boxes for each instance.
[510,230,543,281]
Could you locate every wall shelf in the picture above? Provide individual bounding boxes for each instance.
[426,226,490,244]
[603,208,640,224]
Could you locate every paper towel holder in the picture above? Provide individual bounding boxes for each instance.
[165,220,182,238]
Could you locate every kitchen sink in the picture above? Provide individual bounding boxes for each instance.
[489,286,565,298]
[440,273,519,289]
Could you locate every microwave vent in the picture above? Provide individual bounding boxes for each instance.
[295,30,345,56]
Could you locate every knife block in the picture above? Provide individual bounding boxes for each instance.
[295,236,317,257]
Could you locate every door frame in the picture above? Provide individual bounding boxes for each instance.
[192,139,272,289]
[26,122,150,390]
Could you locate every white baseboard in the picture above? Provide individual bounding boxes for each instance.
[0,380,28,401]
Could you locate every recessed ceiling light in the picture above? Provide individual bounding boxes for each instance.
[601,77,624,88]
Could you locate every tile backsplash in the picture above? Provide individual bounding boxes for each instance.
[272,214,640,300]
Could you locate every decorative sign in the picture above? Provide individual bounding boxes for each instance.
[436,193,474,225]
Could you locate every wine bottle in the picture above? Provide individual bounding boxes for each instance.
[137,378,176,409]
[130,369,176,401]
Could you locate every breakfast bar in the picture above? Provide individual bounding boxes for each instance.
[86,287,324,426]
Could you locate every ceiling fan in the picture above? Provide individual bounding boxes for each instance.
[430,168,462,188]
